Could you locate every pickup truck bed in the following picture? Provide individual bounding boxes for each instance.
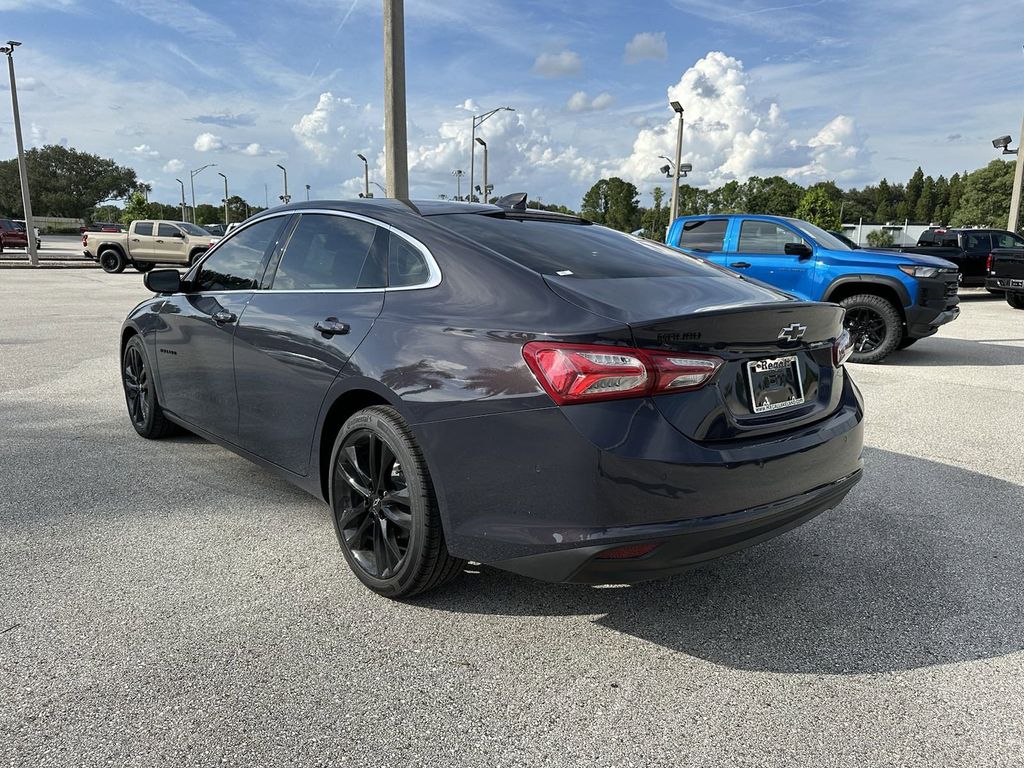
[986,250,1024,309]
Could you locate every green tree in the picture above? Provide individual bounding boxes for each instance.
[194,204,223,226]
[905,167,924,216]
[932,175,950,223]
[948,159,1016,228]
[120,191,149,224]
[743,176,803,216]
[914,176,935,223]
[580,177,640,231]
[875,178,893,222]
[639,186,669,237]
[0,144,138,218]
[795,187,841,229]
[866,228,895,247]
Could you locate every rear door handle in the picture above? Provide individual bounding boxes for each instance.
[314,317,350,337]
[730,261,752,269]
[213,310,237,325]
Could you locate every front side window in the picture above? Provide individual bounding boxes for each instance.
[194,217,287,291]
[677,219,728,251]
[993,231,1024,248]
[737,220,804,254]
[271,214,384,290]
[157,223,181,238]
[134,222,154,237]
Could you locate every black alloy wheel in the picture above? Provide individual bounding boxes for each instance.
[839,294,902,364]
[121,336,178,438]
[100,249,125,274]
[331,406,464,598]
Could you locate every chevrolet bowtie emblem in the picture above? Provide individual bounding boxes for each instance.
[778,323,807,342]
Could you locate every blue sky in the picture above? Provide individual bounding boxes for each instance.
[2,0,1023,210]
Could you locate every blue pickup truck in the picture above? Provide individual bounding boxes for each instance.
[665,214,961,363]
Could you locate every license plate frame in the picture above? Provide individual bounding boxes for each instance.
[747,355,805,414]
[1010,279,1024,288]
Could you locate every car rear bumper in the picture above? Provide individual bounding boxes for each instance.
[988,276,1024,292]
[414,375,864,581]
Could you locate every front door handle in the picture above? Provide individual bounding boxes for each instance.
[730,261,752,269]
[314,317,350,337]
[156,239,164,243]
[213,310,237,325]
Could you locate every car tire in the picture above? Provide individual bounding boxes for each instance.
[840,294,903,364]
[134,262,154,273]
[896,337,918,350]
[100,249,126,274]
[330,405,465,598]
[188,249,204,266]
[121,335,178,439]
[1007,292,1024,310]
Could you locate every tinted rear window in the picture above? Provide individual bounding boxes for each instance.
[434,214,711,279]
[678,219,728,251]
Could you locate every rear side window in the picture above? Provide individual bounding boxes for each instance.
[678,219,728,251]
[737,220,804,254]
[134,222,154,236]
[389,235,430,287]
[272,214,384,290]
[963,233,992,251]
[434,214,711,279]
[195,217,287,291]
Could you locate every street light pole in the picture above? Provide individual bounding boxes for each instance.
[217,172,229,225]
[452,169,464,200]
[276,163,290,204]
[383,0,409,198]
[470,106,513,209]
[1009,114,1024,232]
[356,153,370,197]
[668,101,685,231]
[475,137,488,203]
[1,41,38,266]
[175,178,186,221]
[190,163,216,224]
[305,184,311,201]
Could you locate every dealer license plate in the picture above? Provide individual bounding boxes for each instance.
[747,355,805,414]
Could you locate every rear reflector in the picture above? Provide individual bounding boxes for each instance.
[522,341,722,405]
[595,542,662,559]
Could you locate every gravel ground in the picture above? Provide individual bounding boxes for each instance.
[1,272,1022,767]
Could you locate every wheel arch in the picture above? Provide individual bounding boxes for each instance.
[822,276,909,322]
[97,242,127,259]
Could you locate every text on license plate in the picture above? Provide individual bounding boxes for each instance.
[747,355,805,414]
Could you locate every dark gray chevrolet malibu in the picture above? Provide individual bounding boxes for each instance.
[120,196,864,597]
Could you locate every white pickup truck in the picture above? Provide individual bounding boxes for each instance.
[83,220,215,273]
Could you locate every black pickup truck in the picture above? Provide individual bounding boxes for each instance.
[987,250,1024,309]
[882,228,1024,287]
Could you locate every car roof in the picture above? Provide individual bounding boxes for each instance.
[264,198,585,226]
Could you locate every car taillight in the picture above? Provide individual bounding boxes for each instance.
[833,329,854,367]
[82,234,88,246]
[986,253,993,273]
[522,341,722,405]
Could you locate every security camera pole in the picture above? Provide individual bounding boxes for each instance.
[994,119,1024,232]
[1,41,38,266]
[190,163,216,224]
[175,179,187,221]
[475,137,488,203]
[668,100,685,233]
[276,163,290,204]
[383,0,409,198]
[469,106,514,209]
[217,172,229,225]
[356,153,370,197]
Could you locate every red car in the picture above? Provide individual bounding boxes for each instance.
[0,218,29,253]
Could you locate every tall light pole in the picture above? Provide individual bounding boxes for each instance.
[305,184,311,201]
[356,153,370,197]
[1,41,38,266]
[470,106,514,209]
[217,172,229,225]
[474,137,488,203]
[175,178,186,221]
[276,163,290,204]
[993,125,1024,232]
[452,169,465,200]
[190,163,216,224]
[383,0,409,198]
[668,100,685,230]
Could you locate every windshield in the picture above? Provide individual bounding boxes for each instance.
[434,213,716,279]
[785,218,853,251]
[177,222,210,236]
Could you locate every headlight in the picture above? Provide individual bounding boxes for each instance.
[898,264,940,278]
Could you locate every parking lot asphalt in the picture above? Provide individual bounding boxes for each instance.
[1,272,1022,767]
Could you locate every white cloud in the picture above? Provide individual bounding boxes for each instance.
[241,142,268,156]
[193,132,225,152]
[29,123,47,146]
[162,158,185,173]
[131,143,160,158]
[624,32,668,64]
[615,51,866,189]
[566,91,614,112]
[292,92,340,160]
[532,50,582,79]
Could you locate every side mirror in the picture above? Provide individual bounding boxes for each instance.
[144,268,181,294]
[173,230,186,238]
[785,242,813,259]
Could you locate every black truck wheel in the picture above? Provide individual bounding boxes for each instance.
[840,294,903,364]
[1007,292,1024,310]
[100,249,126,274]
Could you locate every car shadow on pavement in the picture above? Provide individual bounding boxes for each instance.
[878,336,1024,367]
[418,447,1024,675]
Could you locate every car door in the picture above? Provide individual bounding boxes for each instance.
[674,218,730,265]
[129,221,156,260]
[152,222,187,263]
[152,215,292,440]
[960,232,993,283]
[232,212,389,474]
[733,219,816,298]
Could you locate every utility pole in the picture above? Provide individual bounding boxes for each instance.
[668,101,685,232]
[470,106,514,208]
[475,137,488,203]
[1009,113,1024,232]
[217,172,229,225]
[2,41,38,266]
[383,0,409,198]
[276,163,290,204]
[175,178,186,221]
[356,153,370,197]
